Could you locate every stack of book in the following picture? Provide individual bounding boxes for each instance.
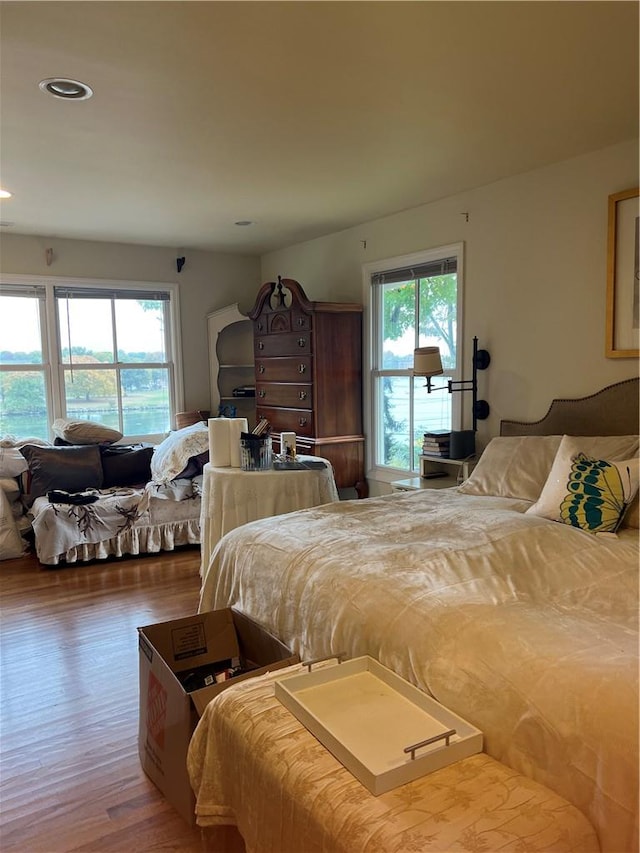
[422,430,451,457]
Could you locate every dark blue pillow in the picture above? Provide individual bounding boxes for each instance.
[100,445,153,488]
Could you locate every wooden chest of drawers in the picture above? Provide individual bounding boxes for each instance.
[249,277,367,497]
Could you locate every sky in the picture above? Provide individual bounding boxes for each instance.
[1,296,163,355]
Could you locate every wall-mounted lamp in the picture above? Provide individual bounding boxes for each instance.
[413,336,491,434]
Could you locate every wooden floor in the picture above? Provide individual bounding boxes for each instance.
[0,546,206,852]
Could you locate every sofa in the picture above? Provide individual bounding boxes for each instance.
[1,418,209,566]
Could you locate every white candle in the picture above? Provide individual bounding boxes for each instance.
[208,418,231,467]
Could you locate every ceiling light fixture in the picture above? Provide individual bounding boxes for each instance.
[234,220,253,226]
[39,77,93,100]
[0,189,12,199]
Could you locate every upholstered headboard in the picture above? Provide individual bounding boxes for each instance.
[500,377,639,437]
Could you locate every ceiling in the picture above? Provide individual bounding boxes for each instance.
[0,1,638,256]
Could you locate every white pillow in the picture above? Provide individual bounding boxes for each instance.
[150,422,209,485]
[52,417,122,445]
[459,434,639,502]
[525,435,640,533]
[0,446,30,478]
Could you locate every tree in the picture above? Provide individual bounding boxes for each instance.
[0,372,45,412]
[382,376,408,468]
[383,274,457,365]
[381,274,457,469]
[64,355,116,401]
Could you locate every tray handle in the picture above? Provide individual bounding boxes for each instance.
[301,652,347,672]
[404,729,457,760]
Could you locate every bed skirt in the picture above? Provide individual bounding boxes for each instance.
[42,517,201,565]
[30,482,203,565]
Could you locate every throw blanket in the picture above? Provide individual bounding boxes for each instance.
[30,479,201,564]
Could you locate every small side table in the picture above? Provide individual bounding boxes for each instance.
[199,457,339,575]
[392,456,475,492]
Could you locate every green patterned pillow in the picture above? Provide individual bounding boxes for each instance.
[526,436,639,533]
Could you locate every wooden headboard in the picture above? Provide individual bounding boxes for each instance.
[500,377,639,437]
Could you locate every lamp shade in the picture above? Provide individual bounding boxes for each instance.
[413,346,443,377]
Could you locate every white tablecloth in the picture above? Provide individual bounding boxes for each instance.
[199,457,339,575]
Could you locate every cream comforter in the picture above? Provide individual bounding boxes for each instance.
[198,489,639,853]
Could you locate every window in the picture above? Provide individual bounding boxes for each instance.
[0,278,183,442]
[0,286,50,439]
[365,245,462,480]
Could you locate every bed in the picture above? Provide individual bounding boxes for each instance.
[193,378,639,853]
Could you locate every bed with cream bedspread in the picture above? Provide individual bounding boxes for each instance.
[194,380,640,852]
[197,485,638,853]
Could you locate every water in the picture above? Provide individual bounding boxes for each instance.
[0,406,169,442]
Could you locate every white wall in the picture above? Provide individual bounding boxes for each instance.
[1,140,638,469]
[0,234,261,411]
[261,139,639,463]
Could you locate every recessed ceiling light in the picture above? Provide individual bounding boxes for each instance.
[39,77,93,100]
[0,189,12,199]
[234,220,253,226]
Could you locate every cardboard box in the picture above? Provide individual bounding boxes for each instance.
[138,607,298,824]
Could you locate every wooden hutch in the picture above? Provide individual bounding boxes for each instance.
[249,277,367,497]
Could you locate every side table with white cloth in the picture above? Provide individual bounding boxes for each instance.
[199,457,339,575]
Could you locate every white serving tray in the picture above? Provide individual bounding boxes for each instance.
[274,655,483,795]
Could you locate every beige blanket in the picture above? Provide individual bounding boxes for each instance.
[198,489,639,853]
[188,665,600,853]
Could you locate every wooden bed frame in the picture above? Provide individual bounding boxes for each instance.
[500,376,639,437]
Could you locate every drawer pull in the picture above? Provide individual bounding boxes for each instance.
[297,317,305,327]
[298,364,306,374]
[258,341,264,350]
[298,417,307,427]
[257,322,264,331]
[297,337,306,348]
[258,365,265,374]
[258,390,266,398]
[299,390,307,400]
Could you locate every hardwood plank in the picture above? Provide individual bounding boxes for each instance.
[0,548,206,852]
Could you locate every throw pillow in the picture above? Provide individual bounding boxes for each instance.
[525,435,639,533]
[52,417,122,445]
[19,444,104,505]
[100,445,154,488]
[150,422,209,484]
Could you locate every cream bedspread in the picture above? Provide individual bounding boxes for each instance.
[188,665,600,853]
[198,489,639,853]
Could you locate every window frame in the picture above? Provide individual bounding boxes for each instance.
[362,243,465,484]
[0,274,184,443]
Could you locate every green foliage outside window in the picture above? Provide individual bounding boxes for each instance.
[377,273,457,472]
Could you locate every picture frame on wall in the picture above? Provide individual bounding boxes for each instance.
[606,186,639,358]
